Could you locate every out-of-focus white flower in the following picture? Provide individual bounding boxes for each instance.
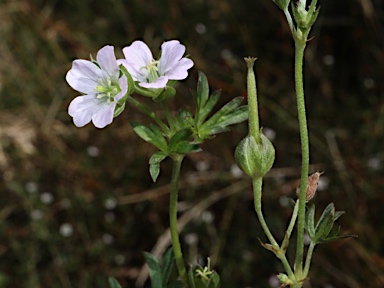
[119,40,193,89]
[66,45,128,128]
[40,192,54,204]
[60,223,73,237]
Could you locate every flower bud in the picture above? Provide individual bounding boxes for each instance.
[277,273,293,286]
[235,132,275,179]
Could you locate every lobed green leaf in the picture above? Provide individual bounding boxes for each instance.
[196,90,221,128]
[201,97,244,129]
[131,122,167,152]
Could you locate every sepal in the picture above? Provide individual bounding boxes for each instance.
[234,132,275,179]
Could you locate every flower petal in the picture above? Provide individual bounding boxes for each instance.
[91,103,115,128]
[66,60,102,94]
[162,58,194,80]
[96,45,119,79]
[158,40,186,75]
[68,94,100,127]
[139,76,169,89]
[121,41,153,82]
[115,75,128,102]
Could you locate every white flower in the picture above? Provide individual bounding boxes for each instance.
[66,45,128,128]
[119,40,193,89]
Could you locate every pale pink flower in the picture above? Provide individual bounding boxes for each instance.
[119,40,193,89]
[66,45,128,128]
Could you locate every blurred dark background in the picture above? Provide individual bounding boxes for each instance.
[1,0,383,287]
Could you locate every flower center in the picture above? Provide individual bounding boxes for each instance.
[141,59,159,83]
[95,77,120,103]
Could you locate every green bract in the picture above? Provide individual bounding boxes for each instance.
[305,203,357,244]
[234,132,275,179]
[291,0,320,32]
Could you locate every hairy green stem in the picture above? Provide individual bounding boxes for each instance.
[126,96,171,137]
[293,40,310,278]
[303,242,316,277]
[281,200,299,250]
[253,178,277,247]
[170,156,189,288]
[253,178,295,280]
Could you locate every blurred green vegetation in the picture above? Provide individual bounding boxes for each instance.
[0,0,383,287]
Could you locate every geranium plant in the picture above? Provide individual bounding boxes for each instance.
[65,1,355,287]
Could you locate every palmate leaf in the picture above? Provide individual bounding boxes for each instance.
[196,96,247,141]
[201,97,244,128]
[196,90,221,127]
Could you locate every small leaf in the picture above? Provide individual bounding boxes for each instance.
[144,252,163,288]
[214,106,248,127]
[196,72,209,111]
[171,142,202,154]
[175,108,194,130]
[131,122,167,152]
[161,248,175,287]
[334,210,345,221]
[169,129,194,149]
[108,277,122,288]
[150,162,161,182]
[149,151,167,165]
[149,151,167,182]
[196,90,221,128]
[306,204,316,239]
[201,97,244,128]
[207,126,230,135]
[314,203,334,233]
[150,124,168,150]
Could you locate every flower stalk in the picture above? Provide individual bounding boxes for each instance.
[125,96,171,137]
[293,36,310,280]
[169,155,189,288]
